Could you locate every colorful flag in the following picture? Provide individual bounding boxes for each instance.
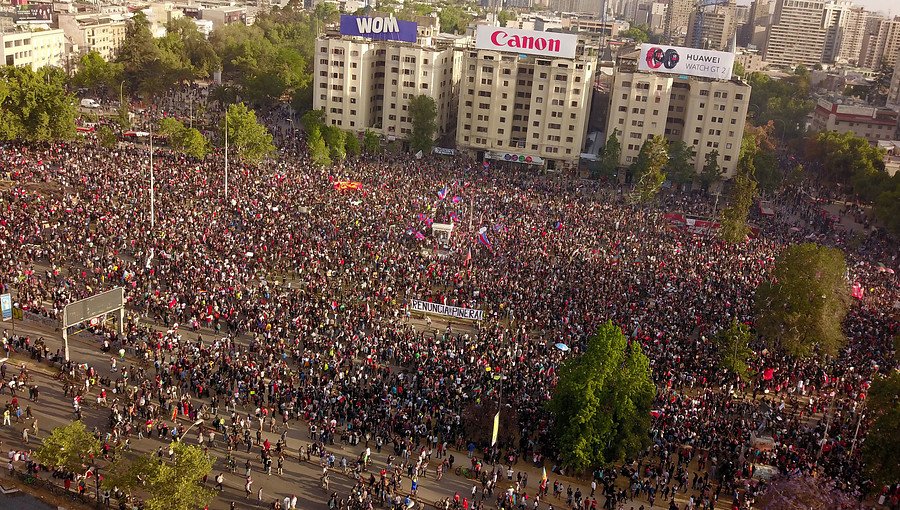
[541,466,547,482]
[415,231,426,241]
[851,282,864,299]
[437,186,449,200]
[451,196,462,204]
[553,220,562,230]
[477,231,493,251]
[491,411,500,446]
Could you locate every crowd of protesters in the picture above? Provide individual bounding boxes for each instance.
[0,97,897,510]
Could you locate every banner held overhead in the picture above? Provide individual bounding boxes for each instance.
[409,299,484,321]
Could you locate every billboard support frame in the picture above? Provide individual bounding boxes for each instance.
[61,287,125,362]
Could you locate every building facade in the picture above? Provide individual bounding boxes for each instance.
[58,13,127,61]
[454,28,596,171]
[811,97,899,144]
[313,18,463,141]
[664,0,693,45]
[763,0,827,68]
[1,28,66,70]
[859,16,900,70]
[687,0,738,51]
[606,51,750,178]
[888,55,900,109]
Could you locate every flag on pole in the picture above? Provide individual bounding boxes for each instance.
[541,466,547,482]
[491,411,500,446]
[437,185,450,200]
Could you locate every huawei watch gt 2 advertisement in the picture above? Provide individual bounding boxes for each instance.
[638,44,735,80]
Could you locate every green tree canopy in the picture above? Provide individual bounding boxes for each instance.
[746,71,814,139]
[72,51,124,97]
[408,94,438,153]
[439,4,472,34]
[754,243,851,358]
[666,139,696,187]
[322,124,346,162]
[631,135,668,202]
[159,117,210,159]
[805,130,886,188]
[307,124,331,167]
[863,370,900,486]
[104,442,215,510]
[698,149,722,193]
[595,130,621,180]
[344,130,361,158]
[548,321,655,472]
[620,25,650,43]
[363,129,380,154]
[720,136,759,243]
[715,320,754,381]
[0,66,76,142]
[224,103,275,164]
[34,421,102,473]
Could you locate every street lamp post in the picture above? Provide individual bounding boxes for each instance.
[149,121,155,230]
[180,419,205,441]
[224,112,229,198]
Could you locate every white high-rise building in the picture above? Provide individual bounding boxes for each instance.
[763,0,827,68]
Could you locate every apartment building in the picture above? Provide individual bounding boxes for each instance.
[833,6,869,65]
[859,16,900,70]
[313,17,463,141]
[664,0,693,45]
[687,0,738,51]
[0,28,66,70]
[454,26,596,171]
[58,13,127,61]
[811,97,899,144]
[889,55,900,109]
[606,50,750,178]
[763,0,827,68]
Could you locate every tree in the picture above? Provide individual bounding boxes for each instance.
[363,129,380,154]
[224,103,275,164]
[862,370,900,487]
[497,10,515,27]
[34,421,102,473]
[746,71,814,139]
[72,51,123,96]
[97,125,118,149]
[322,124,346,162]
[344,130,360,158]
[630,136,668,203]
[805,130,886,189]
[720,136,758,243]
[666,140,696,188]
[595,130,621,180]
[873,173,900,239]
[408,94,438,153]
[307,125,331,167]
[698,150,722,193]
[117,12,166,98]
[732,60,746,78]
[439,4,472,34]
[754,243,851,358]
[158,118,210,159]
[870,62,894,107]
[104,442,215,510]
[756,474,863,510]
[547,321,656,472]
[0,66,76,141]
[714,320,754,381]
[620,25,650,43]
[746,123,781,193]
[301,109,325,131]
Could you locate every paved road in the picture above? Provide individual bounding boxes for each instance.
[0,316,718,510]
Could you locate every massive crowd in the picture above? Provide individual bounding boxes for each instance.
[0,98,898,510]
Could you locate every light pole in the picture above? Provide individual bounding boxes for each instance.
[224,111,229,198]
[149,121,155,230]
[180,419,205,441]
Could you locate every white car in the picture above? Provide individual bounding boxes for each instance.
[80,98,101,109]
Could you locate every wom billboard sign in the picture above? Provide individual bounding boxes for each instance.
[340,15,418,43]
[638,44,734,80]
[475,26,578,59]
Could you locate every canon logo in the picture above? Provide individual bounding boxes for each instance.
[489,30,562,53]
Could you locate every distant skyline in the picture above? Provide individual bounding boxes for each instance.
[734,0,895,16]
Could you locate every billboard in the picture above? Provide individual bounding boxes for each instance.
[1,294,11,322]
[339,15,417,43]
[486,151,544,165]
[638,44,734,80]
[62,287,124,329]
[475,26,578,59]
[409,299,484,321]
[14,4,53,23]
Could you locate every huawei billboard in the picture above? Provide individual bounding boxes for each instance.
[475,26,578,59]
[637,44,734,81]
